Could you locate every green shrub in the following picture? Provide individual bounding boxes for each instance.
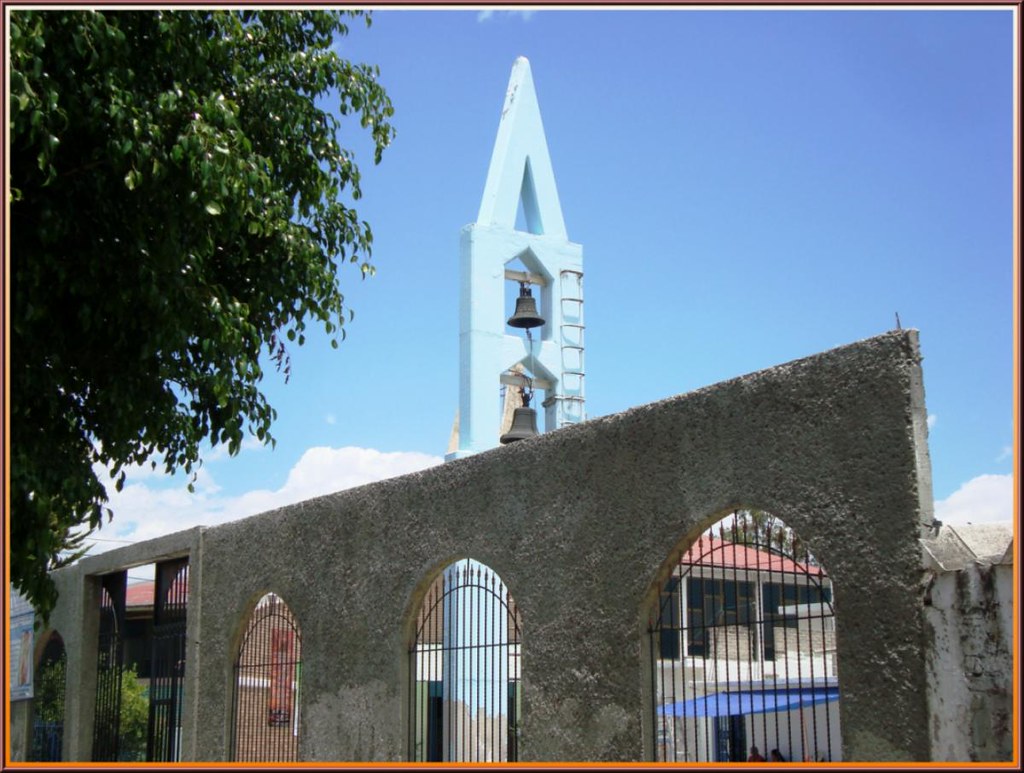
[33,656,66,724]
[117,665,149,762]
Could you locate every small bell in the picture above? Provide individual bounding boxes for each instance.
[500,407,539,444]
[500,389,539,444]
[507,283,545,329]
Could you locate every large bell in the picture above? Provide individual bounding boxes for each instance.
[500,406,539,444]
[507,284,545,329]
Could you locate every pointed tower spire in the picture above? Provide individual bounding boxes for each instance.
[447,58,585,461]
[476,57,567,239]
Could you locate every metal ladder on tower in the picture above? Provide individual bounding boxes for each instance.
[557,269,585,427]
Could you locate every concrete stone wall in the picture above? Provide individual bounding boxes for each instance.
[921,523,1014,761]
[7,700,32,763]
[21,330,942,762]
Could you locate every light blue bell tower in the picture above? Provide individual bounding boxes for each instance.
[446,57,585,461]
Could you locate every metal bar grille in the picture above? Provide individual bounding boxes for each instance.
[649,513,841,763]
[231,593,302,762]
[30,633,67,762]
[147,559,189,762]
[409,560,522,762]
[92,572,127,761]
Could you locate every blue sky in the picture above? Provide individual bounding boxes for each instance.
[90,7,1015,558]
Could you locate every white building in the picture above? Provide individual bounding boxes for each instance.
[652,529,841,762]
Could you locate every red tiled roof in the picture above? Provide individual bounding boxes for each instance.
[126,582,155,608]
[125,578,188,608]
[681,536,825,576]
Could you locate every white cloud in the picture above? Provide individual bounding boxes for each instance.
[92,436,268,484]
[477,9,536,22]
[205,435,267,462]
[934,473,1014,526]
[82,446,442,554]
[927,414,937,430]
[996,445,1012,462]
[224,446,441,522]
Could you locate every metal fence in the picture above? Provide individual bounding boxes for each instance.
[92,573,126,762]
[147,559,189,761]
[29,633,66,762]
[231,593,302,762]
[408,560,522,762]
[649,513,840,763]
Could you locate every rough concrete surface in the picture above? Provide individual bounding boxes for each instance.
[25,330,941,762]
[922,522,1014,762]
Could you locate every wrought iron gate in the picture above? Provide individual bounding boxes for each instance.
[92,572,126,761]
[649,513,840,763]
[30,633,66,762]
[147,559,189,761]
[408,560,522,762]
[231,593,302,762]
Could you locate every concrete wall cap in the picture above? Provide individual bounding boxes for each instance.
[921,521,1014,571]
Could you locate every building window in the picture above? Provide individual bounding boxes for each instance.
[687,578,755,658]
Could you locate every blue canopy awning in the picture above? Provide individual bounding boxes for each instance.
[658,687,839,718]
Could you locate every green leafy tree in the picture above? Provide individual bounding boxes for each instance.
[33,655,66,724]
[8,10,395,619]
[716,508,812,562]
[30,649,66,761]
[117,665,150,762]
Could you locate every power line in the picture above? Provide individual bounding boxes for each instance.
[85,536,137,544]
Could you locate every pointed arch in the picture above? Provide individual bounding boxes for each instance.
[231,592,303,762]
[646,510,842,763]
[408,559,522,761]
[518,157,543,234]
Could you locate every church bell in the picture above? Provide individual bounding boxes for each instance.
[500,388,539,444]
[507,283,545,329]
[500,407,539,443]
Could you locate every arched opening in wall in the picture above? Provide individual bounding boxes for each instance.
[231,593,302,762]
[408,559,522,762]
[29,632,66,762]
[648,510,841,763]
